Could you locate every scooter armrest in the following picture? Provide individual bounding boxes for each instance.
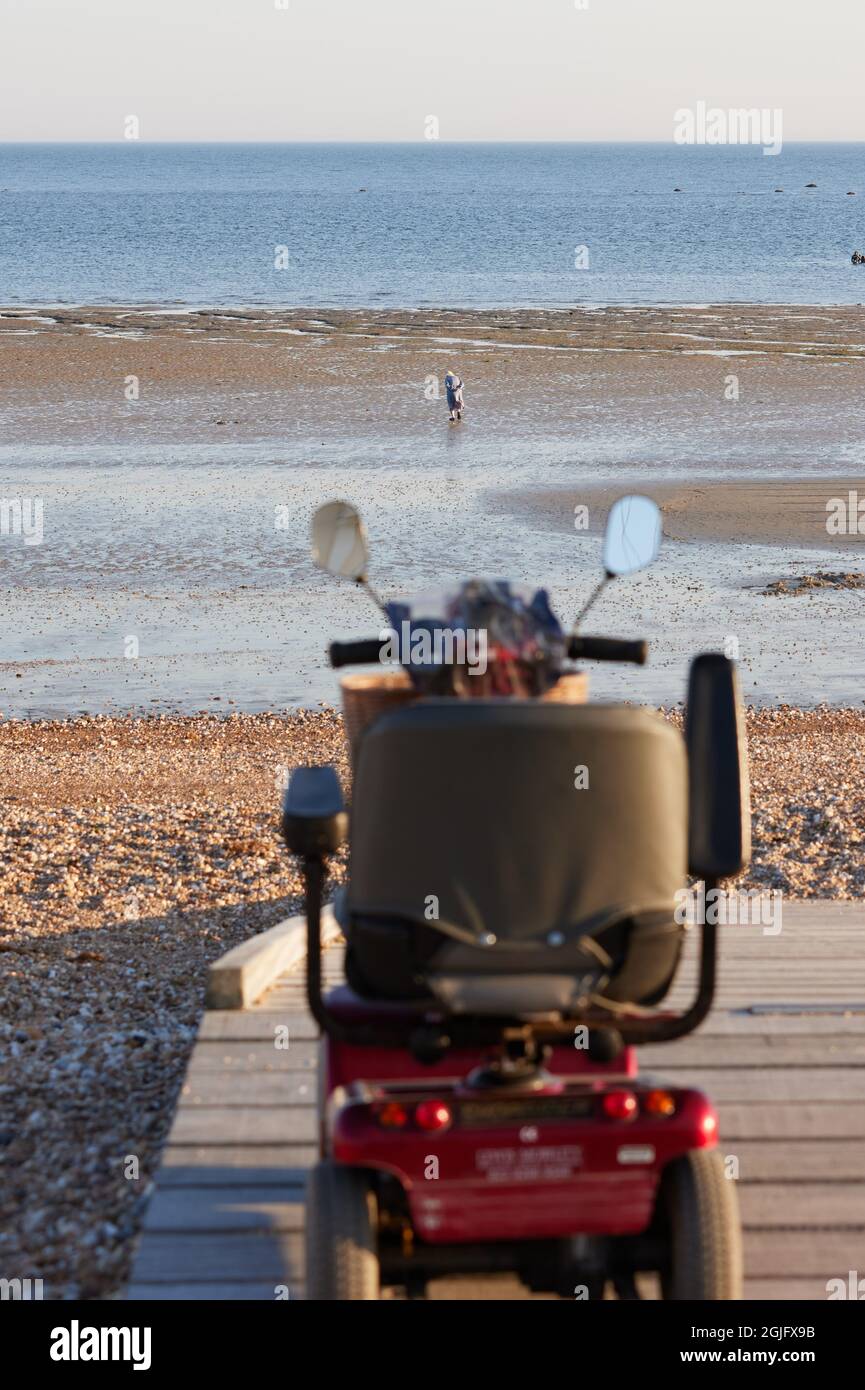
[281,766,347,859]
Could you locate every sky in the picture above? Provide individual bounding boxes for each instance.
[2,0,865,142]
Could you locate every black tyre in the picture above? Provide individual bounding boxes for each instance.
[659,1150,742,1300]
[305,1161,380,1300]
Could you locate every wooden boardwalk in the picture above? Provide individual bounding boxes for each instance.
[127,901,865,1301]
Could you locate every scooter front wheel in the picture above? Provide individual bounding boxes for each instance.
[659,1150,742,1300]
[305,1161,380,1301]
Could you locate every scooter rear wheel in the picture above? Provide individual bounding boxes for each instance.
[659,1150,742,1300]
[305,1161,380,1301]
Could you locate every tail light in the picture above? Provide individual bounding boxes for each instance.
[643,1089,676,1117]
[700,1111,719,1142]
[377,1102,409,1129]
[414,1099,453,1132]
[601,1090,639,1121]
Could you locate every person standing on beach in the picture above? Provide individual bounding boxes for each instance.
[444,368,464,422]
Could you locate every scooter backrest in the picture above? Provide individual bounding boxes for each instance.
[685,653,751,879]
[348,700,687,949]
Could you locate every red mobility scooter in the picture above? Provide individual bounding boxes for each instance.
[283,496,750,1300]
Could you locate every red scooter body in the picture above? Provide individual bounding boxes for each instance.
[321,991,719,1248]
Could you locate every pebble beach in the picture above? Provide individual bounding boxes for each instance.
[1,705,863,1297]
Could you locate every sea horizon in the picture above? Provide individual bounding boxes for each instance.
[4,142,865,307]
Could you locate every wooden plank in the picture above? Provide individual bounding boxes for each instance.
[742,902,864,924]
[673,991,865,1002]
[688,974,865,986]
[267,964,345,981]
[156,1146,865,1189]
[679,939,865,955]
[675,966,865,979]
[180,1073,315,1107]
[741,1230,861,1278]
[143,1187,305,1234]
[652,1069,865,1102]
[130,1232,303,1284]
[692,1015,865,1036]
[167,1107,317,1145]
[669,983,865,999]
[738,1184,865,1226]
[185,1041,318,1073]
[205,906,341,1010]
[742,1278,842,1300]
[254,951,344,1007]
[158,1146,318,1186]
[422,1276,554,1301]
[199,1011,320,1041]
[687,902,864,925]
[713,1140,865,1181]
[677,945,864,960]
[191,1033,862,1073]
[259,988,341,1009]
[202,1006,865,1042]
[641,1037,865,1066]
[148,1179,865,1232]
[126,1283,297,1301]
[717,1104,865,1139]
[676,939,865,956]
[671,961,865,978]
[126,1271,841,1300]
[668,994,865,1010]
[209,1010,865,1044]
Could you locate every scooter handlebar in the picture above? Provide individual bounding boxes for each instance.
[567,635,648,665]
[329,639,384,668]
[330,635,648,667]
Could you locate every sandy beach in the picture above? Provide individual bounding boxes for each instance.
[3,304,865,449]
[491,477,865,552]
[1,706,864,1296]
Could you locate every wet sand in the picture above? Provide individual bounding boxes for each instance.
[490,478,865,551]
[2,303,865,714]
[2,302,865,449]
[6,302,865,362]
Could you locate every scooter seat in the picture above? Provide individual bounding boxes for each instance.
[344,699,688,1016]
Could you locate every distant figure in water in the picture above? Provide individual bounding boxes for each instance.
[444,368,464,422]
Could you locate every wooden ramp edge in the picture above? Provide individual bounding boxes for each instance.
[126,901,865,1302]
[126,906,341,1303]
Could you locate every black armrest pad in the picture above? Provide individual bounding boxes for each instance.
[686,653,751,878]
[282,766,347,858]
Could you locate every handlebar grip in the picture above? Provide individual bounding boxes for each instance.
[329,639,384,668]
[568,635,648,665]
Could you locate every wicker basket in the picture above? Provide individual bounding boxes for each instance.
[340,669,588,763]
[540,671,589,705]
[340,672,417,762]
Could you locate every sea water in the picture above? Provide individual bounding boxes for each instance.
[2,142,865,308]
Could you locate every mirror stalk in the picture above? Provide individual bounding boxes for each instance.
[357,574,389,620]
[573,572,611,630]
